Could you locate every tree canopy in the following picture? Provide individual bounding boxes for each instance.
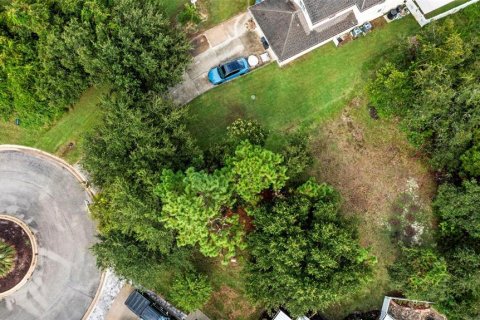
[155,141,289,261]
[85,92,201,254]
[83,92,201,187]
[246,180,374,316]
[371,15,480,319]
[369,19,480,180]
[0,0,190,126]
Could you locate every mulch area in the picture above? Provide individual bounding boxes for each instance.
[0,218,33,293]
[190,34,210,56]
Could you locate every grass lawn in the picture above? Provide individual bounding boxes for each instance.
[202,0,254,27]
[158,0,187,18]
[159,0,253,29]
[194,254,262,320]
[188,17,420,150]
[0,85,107,163]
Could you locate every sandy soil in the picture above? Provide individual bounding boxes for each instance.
[310,98,435,231]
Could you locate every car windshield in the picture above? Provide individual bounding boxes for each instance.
[218,65,227,79]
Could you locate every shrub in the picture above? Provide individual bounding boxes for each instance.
[0,241,16,277]
[227,119,269,147]
[170,273,212,312]
[178,3,202,25]
[389,247,450,303]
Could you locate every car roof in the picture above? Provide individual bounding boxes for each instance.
[141,306,170,320]
[222,59,243,74]
[125,290,151,315]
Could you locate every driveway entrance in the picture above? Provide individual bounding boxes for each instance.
[171,13,264,105]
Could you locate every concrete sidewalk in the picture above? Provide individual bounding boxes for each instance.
[171,13,264,105]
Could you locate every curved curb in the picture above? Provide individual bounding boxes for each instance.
[0,145,93,198]
[0,145,105,319]
[0,215,38,299]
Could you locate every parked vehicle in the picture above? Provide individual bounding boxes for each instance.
[208,57,250,85]
[125,290,171,320]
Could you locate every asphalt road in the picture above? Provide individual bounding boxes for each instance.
[0,148,100,320]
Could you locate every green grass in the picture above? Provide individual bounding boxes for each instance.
[158,0,188,18]
[159,0,252,28]
[0,85,107,163]
[188,17,420,148]
[203,0,254,27]
[193,254,262,320]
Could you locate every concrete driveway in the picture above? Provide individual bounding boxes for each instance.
[171,13,265,105]
[0,147,100,320]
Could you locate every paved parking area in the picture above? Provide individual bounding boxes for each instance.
[0,147,100,320]
[105,284,136,320]
[171,13,264,105]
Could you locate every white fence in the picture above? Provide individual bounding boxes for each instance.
[406,0,479,26]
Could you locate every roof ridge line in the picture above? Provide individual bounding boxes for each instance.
[251,7,295,14]
[280,10,298,58]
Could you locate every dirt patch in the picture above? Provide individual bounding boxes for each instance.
[204,285,256,320]
[225,104,247,124]
[310,98,435,227]
[239,31,265,56]
[226,207,254,233]
[372,16,388,29]
[0,218,33,293]
[58,141,76,158]
[311,98,436,318]
[191,34,210,56]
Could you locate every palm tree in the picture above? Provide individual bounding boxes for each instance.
[0,241,16,278]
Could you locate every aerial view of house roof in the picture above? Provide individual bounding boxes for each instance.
[302,0,385,24]
[250,0,358,63]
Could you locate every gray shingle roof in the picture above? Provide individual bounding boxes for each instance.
[303,0,385,24]
[250,0,358,63]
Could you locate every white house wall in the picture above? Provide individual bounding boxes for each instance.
[293,0,314,28]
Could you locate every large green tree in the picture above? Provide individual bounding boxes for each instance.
[389,247,450,303]
[0,0,191,126]
[434,180,480,241]
[92,233,195,294]
[227,141,288,205]
[85,92,201,253]
[70,0,191,94]
[155,141,289,261]
[246,180,374,316]
[369,19,480,179]
[83,92,201,187]
[155,167,242,260]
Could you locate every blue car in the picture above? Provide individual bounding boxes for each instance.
[208,58,250,85]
